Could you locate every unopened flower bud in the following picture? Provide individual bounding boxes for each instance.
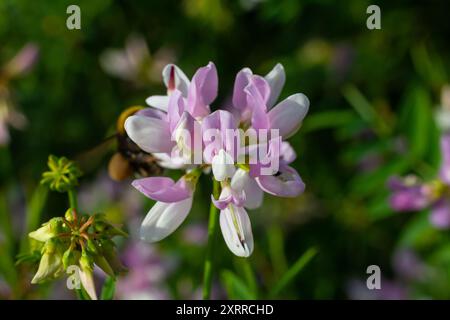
[29,217,64,242]
[41,155,82,192]
[31,239,64,284]
[62,248,81,270]
[79,251,97,300]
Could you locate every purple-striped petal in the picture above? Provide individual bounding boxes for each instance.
[162,64,190,96]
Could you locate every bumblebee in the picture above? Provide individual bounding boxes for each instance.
[108,106,163,181]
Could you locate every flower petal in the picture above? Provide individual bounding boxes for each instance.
[162,64,190,96]
[232,68,252,110]
[245,81,270,131]
[135,107,166,120]
[153,152,187,169]
[280,141,297,164]
[220,205,254,257]
[231,169,263,209]
[124,115,174,153]
[268,93,309,138]
[430,200,450,229]
[186,62,217,118]
[140,197,193,242]
[79,268,98,300]
[256,165,305,197]
[212,149,236,182]
[212,185,246,210]
[132,177,191,202]
[439,134,450,184]
[145,95,169,112]
[388,177,429,212]
[265,63,286,108]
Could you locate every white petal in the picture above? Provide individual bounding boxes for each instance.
[268,93,309,138]
[212,149,236,182]
[145,95,169,112]
[265,63,286,108]
[140,197,193,243]
[231,169,263,209]
[79,269,98,300]
[153,152,187,169]
[162,64,190,96]
[220,205,254,257]
[124,115,173,153]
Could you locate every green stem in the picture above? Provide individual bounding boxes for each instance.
[67,188,84,300]
[67,188,78,211]
[202,179,220,300]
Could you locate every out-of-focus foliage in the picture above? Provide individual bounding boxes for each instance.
[2,0,450,299]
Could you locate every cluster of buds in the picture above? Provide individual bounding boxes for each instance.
[40,155,82,192]
[29,209,127,300]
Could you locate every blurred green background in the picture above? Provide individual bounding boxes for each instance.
[2,0,450,299]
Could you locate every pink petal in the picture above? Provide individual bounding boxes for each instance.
[132,177,191,203]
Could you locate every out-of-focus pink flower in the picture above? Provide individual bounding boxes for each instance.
[346,278,408,300]
[100,34,175,86]
[389,134,450,228]
[116,242,173,300]
[2,44,39,79]
[0,44,38,145]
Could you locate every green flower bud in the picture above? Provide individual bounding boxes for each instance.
[62,248,81,270]
[94,255,115,278]
[41,155,82,193]
[87,239,98,254]
[99,240,127,275]
[31,239,64,284]
[64,208,76,223]
[79,251,97,300]
[29,217,64,242]
[93,214,128,238]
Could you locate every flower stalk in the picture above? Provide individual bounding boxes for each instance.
[202,179,221,300]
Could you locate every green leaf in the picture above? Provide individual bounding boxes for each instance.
[0,190,14,254]
[302,110,356,133]
[399,211,438,248]
[221,270,256,300]
[100,276,116,300]
[20,185,48,253]
[269,247,318,298]
[0,244,18,288]
[399,86,433,160]
[342,85,389,136]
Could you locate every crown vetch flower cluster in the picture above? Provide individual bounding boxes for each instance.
[125,62,310,257]
[389,134,450,228]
